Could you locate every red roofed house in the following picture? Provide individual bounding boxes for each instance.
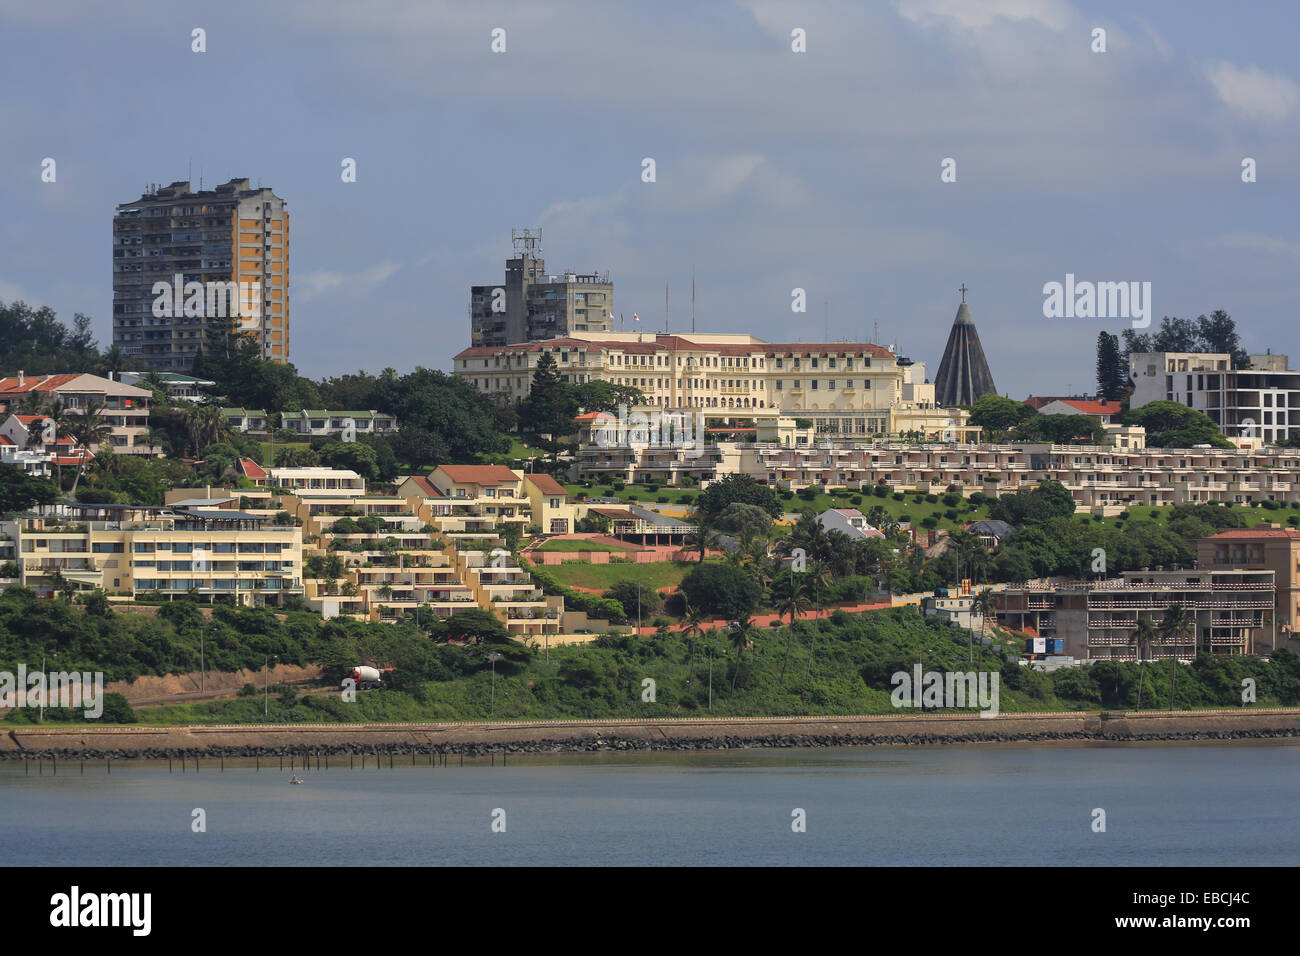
[0,371,157,456]
[398,465,529,534]
[0,414,89,475]
[523,472,589,534]
[1036,398,1123,424]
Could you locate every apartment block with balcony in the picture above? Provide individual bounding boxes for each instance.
[283,409,398,438]
[9,504,303,606]
[1130,351,1300,446]
[1196,527,1300,643]
[397,466,533,539]
[996,568,1275,660]
[113,178,289,370]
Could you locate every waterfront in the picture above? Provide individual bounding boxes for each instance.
[3,742,1296,866]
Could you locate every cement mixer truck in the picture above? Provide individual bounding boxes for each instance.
[342,666,393,691]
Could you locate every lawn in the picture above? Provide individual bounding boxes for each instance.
[1082,503,1300,532]
[534,539,633,553]
[565,481,990,532]
[254,440,309,466]
[481,435,552,464]
[548,560,694,591]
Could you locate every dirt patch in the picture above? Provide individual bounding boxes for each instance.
[108,664,323,701]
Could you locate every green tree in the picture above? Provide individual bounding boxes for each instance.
[1121,401,1233,449]
[680,562,762,619]
[728,617,754,692]
[969,395,1036,440]
[1132,617,1158,710]
[695,473,782,518]
[0,464,59,515]
[520,352,579,456]
[1159,603,1195,707]
[776,574,811,687]
[67,401,114,495]
[714,501,774,539]
[1095,331,1127,402]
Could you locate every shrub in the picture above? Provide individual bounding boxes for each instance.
[873,485,888,498]
[679,563,762,619]
[892,492,905,501]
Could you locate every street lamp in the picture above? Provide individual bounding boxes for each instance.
[202,623,213,694]
[485,651,503,715]
[264,653,278,716]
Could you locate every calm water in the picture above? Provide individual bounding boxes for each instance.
[3,743,1296,866]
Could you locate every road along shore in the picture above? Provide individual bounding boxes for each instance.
[2,710,1298,760]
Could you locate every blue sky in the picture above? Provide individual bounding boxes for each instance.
[2,0,1297,397]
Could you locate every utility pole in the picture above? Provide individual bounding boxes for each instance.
[707,644,713,713]
[486,652,503,714]
[264,654,278,716]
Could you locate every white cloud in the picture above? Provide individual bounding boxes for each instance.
[0,279,37,303]
[1205,61,1300,123]
[893,0,1074,33]
[1211,233,1300,259]
[296,261,399,301]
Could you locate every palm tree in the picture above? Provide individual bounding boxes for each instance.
[680,604,707,688]
[1132,617,1158,710]
[971,587,998,664]
[1159,603,1194,711]
[181,403,206,457]
[728,617,754,692]
[34,399,73,491]
[776,574,811,687]
[67,401,113,495]
[688,512,715,563]
[804,560,833,680]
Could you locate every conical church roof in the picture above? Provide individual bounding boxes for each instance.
[934,288,997,407]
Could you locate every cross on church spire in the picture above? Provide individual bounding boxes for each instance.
[959,283,968,303]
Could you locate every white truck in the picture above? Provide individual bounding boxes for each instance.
[342,665,392,691]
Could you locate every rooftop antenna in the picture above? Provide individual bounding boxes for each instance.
[665,281,670,333]
[873,318,879,344]
[691,268,696,334]
[824,300,829,341]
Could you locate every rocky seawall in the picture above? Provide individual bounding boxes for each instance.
[3,710,1298,760]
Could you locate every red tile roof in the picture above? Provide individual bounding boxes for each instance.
[454,336,895,361]
[435,464,520,486]
[402,475,439,497]
[1204,528,1300,540]
[524,473,567,496]
[239,458,268,480]
[762,343,895,358]
[1055,399,1122,416]
[590,507,637,520]
[0,435,12,445]
[0,373,80,394]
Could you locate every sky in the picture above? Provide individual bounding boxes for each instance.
[1,0,1297,397]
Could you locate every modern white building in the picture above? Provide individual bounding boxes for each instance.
[1129,351,1300,445]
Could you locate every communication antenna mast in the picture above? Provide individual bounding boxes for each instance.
[512,227,542,257]
[691,268,696,333]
